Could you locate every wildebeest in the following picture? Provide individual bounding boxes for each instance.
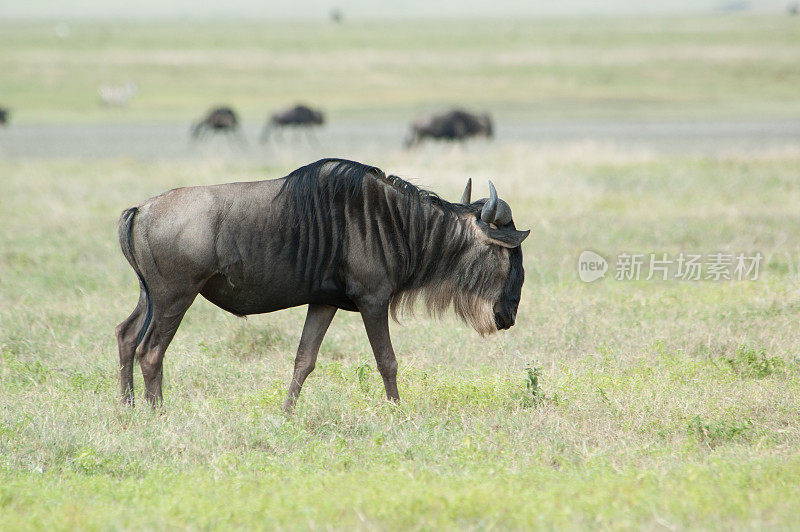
[116,158,529,412]
[405,109,494,148]
[191,106,244,142]
[0,107,8,126]
[260,104,325,143]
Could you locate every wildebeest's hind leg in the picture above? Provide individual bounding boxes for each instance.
[359,303,400,402]
[283,304,337,413]
[136,291,197,408]
[115,288,147,406]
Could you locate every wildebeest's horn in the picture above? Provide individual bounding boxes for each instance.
[494,201,512,226]
[481,181,498,223]
[460,178,472,204]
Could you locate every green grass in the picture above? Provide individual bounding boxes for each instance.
[1,16,799,123]
[2,13,800,529]
[2,142,800,528]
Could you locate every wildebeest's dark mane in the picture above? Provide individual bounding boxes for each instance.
[277,157,467,223]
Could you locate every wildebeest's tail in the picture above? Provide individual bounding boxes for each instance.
[118,207,152,347]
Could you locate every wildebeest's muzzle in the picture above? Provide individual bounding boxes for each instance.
[494,305,517,330]
[493,245,524,331]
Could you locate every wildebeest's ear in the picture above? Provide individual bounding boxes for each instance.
[484,226,530,248]
[460,178,472,204]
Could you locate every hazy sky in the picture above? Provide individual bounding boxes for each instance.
[1,0,789,19]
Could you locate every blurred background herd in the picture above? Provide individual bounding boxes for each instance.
[0,0,798,162]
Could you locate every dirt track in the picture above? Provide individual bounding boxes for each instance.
[1,119,798,160]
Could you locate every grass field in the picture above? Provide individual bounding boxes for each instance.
[2,14,800,530]
[2,142,800,528]
[1,16,799,123]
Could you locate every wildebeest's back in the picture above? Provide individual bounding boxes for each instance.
[130,186,224,286]
[271,105,324,126]
[126,180,321,314]
[411,109,492,143]
[196,179,354,314]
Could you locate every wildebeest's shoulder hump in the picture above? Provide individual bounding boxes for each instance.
[276,158,383,220]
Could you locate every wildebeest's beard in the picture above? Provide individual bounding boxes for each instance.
[389,236,508,336]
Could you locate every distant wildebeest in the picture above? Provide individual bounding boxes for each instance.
[116,158,529,412]
[260,104,325,143]
[789,1,799,14]
[98,82,139,107]
[0,107,9,126]
[405,109,494,148]
[191,106,244,143]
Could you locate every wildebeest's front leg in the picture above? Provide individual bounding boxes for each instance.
[359,303,400,402]
[283,304,337,413]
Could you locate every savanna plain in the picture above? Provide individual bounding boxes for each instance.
[1,15,800,530]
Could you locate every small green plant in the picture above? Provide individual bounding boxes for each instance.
[687,416,754,448]
[356,361,371,393]
[596,387,610,403]
[724,345,783,378]
[520,365,546,408]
